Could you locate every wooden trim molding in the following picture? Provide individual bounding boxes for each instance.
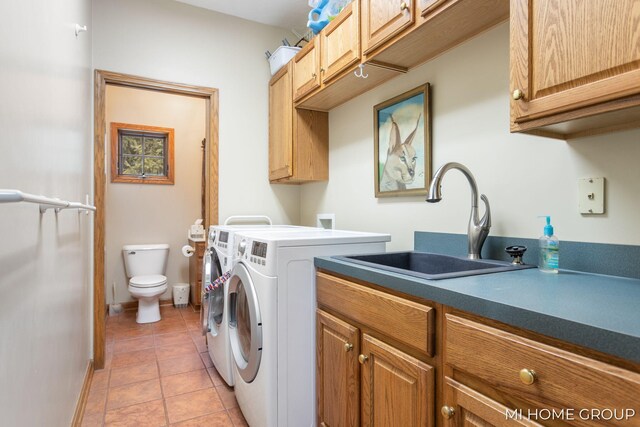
[93,70,219,369]
[109,122,175,185]
[71,360,94,427]
[118,298,174,311]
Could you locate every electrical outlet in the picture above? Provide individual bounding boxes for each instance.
[578,177,605,215]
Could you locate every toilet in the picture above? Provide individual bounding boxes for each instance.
[122,244,169,323]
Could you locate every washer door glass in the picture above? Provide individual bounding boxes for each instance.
[201,249,223,336]
[228,262,262,383]
[206,250,225,336]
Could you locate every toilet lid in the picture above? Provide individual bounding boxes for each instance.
[130,275,167,288]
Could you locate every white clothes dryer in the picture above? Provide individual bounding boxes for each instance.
[227,229,390,427]
[202,221,316,387]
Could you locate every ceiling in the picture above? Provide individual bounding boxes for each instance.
[174,0,311,31]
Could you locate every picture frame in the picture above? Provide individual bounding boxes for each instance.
[374,83,431,198]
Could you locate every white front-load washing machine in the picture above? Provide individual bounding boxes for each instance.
[227,229,390,427]
[201,220,316,386]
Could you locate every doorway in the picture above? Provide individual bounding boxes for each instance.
[93,70,219,369]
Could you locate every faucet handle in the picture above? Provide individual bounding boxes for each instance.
[505,245,527,265]
[479,194,491,228]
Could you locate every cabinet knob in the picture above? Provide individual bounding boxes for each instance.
[512,89,524,100]
[441,405,455,419]
[344,342,353,352]
[400,2,409,11]
[519,368,537,385]
[312,72,317,78]
[320,68,325,73]
[358,354,368,364]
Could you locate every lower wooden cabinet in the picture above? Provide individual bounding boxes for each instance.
[443,313,640,427]
[317,271,640,427]
[316,309,435,427]
[361,333,434,426]
[317,310,360,427]
[442,377,543,427]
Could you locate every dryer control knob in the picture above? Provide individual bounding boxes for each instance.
[208,229,216,243]
[238,239,247,256]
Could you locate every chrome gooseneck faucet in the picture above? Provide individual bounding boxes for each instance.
[426,162,491,259]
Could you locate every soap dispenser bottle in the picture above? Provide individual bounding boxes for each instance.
[538,216,559,273]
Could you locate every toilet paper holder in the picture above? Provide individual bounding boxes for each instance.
[182,245,195,257]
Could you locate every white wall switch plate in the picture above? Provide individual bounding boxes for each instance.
[316,213,335,229]
[578,177,605,214]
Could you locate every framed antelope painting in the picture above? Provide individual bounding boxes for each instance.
[374,83,431,197]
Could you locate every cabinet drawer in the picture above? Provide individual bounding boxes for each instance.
[443,377,543,427]
[317,272,434,356]
[445,314,640,426]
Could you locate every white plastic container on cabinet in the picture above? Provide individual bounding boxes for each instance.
[269,46,301,75]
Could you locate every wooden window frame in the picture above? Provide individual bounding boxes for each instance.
[110,122,175,185]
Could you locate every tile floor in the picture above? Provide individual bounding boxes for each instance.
[81,305,248,426]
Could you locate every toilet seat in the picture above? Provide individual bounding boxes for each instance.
[129,274,167,288]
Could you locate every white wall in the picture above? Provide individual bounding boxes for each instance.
[0,0,92,425]
[105,86,205,304]
[92,0,300,226]
[300,23,640,251]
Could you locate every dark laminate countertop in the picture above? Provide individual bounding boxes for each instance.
[315,256,640,363]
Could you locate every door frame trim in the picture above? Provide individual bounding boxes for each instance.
[93,70,219,368]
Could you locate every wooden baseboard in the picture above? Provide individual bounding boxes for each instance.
[71,360,94,427]
[118,298,174,311]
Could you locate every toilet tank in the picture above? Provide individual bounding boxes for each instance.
[122,244,169,278]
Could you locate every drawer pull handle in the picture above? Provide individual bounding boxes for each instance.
[519,368,537,385]
[358,354,368,364]
[441,405,455,419]
[512,89,524,100]
[344,342,353,352]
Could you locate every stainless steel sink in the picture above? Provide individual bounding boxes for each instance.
[334,251,535,280]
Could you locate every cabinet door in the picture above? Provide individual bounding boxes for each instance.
[321,0,360,84]
[293,38,321,101]
[442,377,543,427]
[360,334,434,427]
[317,310,360,427]
[361,0,414,55]
[268,63,293,181]
[510,0,640,127]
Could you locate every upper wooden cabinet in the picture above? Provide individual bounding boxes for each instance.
[269,63,329,183]
[269,63,293,181]
[294,0,508,111]
[293,37,321,102]
[363,0,509,67]
[361,0,414,55]
[294,0,366,105]
[510,0,640,138]
[320,0,361,83]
